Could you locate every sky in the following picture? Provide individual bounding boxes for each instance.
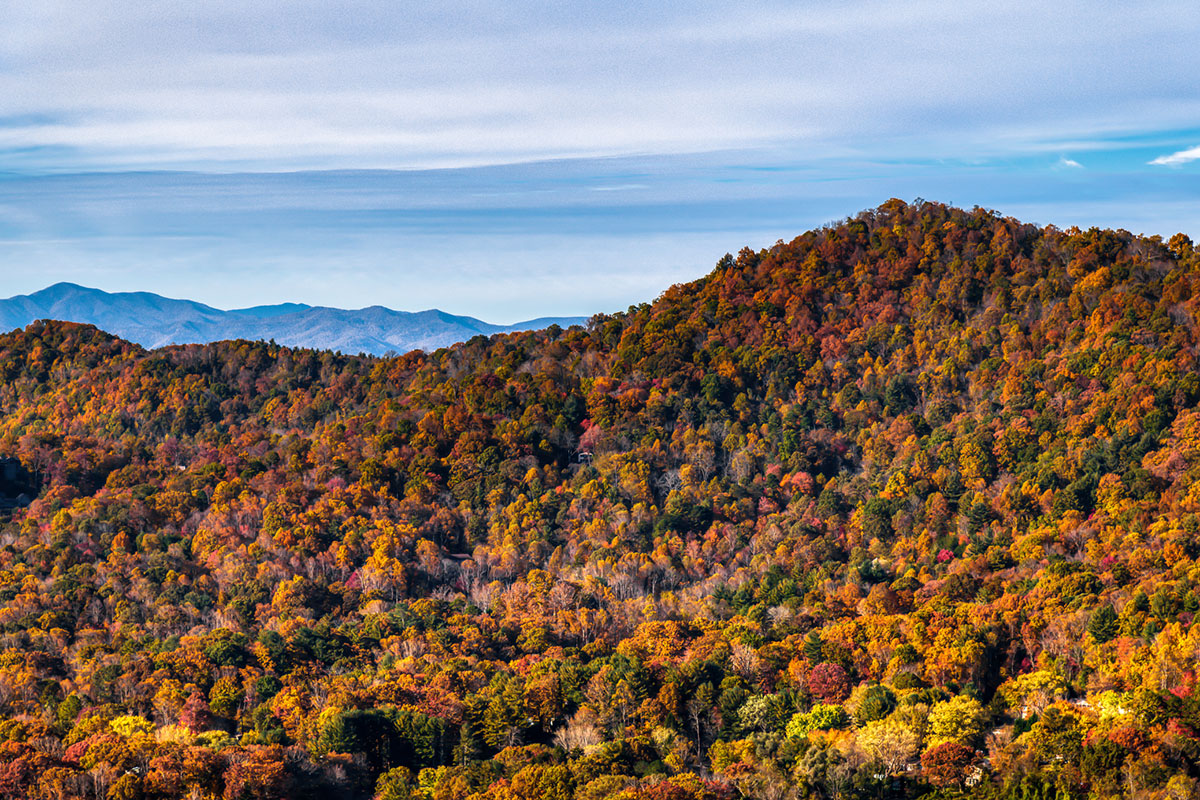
[2,1,1199,320]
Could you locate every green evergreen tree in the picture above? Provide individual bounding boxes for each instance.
[1087,605,1119,643]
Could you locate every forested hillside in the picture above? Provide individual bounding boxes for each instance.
[2,199,1199,799]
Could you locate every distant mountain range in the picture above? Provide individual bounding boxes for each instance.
[0,283,587,355]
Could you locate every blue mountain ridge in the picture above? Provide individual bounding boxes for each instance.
[0,283,587,355]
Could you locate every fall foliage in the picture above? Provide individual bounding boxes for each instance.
[0,199,1198,798]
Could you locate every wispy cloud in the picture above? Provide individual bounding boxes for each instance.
[2,1,1200,171]
[2,2,1200,318]
[1150,145,1200,166]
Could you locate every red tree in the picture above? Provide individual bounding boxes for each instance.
[922,742,975,788]
[807,663,850,704]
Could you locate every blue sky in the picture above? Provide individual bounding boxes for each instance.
[2,1,1199,320]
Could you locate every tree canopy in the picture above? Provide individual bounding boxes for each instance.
[0,200,1198,798]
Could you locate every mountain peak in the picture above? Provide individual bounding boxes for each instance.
[27,281,96,298]
[0,284,586,355]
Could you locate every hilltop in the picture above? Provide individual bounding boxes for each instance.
[0,199,1198,799]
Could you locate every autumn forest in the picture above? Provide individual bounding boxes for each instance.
[2,199,1200,799]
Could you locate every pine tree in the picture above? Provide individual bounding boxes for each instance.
[1088,605,1119,643]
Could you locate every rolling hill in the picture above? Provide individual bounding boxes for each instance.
[0,199,1198,799]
